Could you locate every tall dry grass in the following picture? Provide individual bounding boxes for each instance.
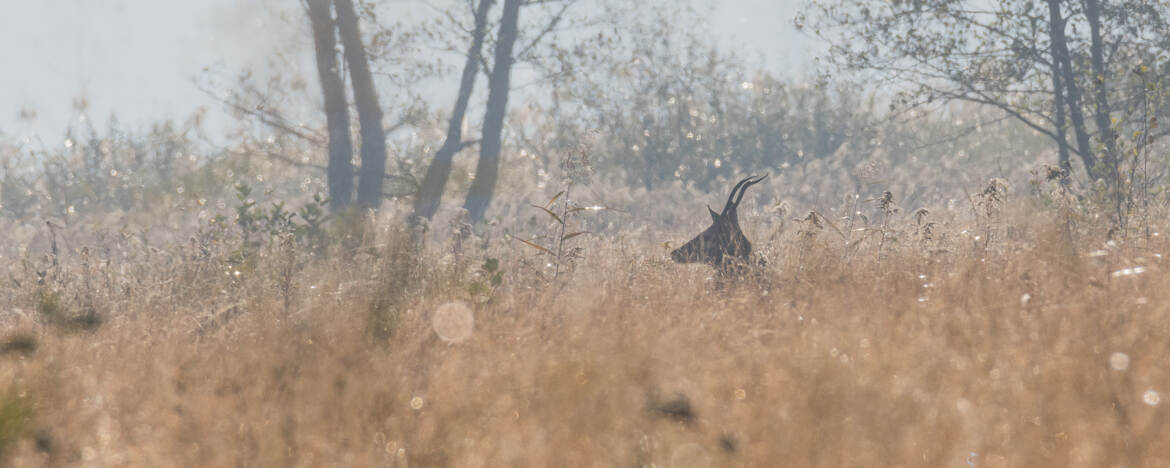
[2,192,1169,467]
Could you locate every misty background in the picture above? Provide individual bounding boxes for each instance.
[2,0,815,142]
[2,0,1165,235]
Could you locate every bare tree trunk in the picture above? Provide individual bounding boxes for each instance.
[1048,0,1098,177]
[307,0,354,211]
[411,0,494,225]
[1084,0,1119,180]
[1045,3,1071,182]
[463,0,521,223]
[1050,63,1072,182]
[334,0,387,210]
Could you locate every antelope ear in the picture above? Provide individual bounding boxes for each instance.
[707,205,720,221]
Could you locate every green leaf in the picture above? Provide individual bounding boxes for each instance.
[482,257,499,273]
[468,281,489,297]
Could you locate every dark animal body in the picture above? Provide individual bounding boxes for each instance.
[671,175,768,271]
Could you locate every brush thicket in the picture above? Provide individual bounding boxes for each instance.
[2,193,1169,467]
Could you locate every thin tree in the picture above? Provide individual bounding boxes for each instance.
[307,0,355,210]
[463,0,521,223]
[1084,0,1119,179]
[411,0,494,226]
[1047,0,1097,174]
[1046,18,1071,180]
[334,0,387,210]
[1048,0,1090,175]
[800,0,1170,184]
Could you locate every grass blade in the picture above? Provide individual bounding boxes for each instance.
[516,238,554,255]
[546,191,565,209]
[530,204,564,225]
[561,231,591,241]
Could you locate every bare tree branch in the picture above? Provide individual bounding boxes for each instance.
[514,0,576,60]
[198,85,326,144]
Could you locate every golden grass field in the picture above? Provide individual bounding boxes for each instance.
[2,197,1169,467]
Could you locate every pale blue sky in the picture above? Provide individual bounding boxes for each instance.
[1,0,817,143]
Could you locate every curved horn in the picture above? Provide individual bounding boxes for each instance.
[720,176,755,215]
[731,174,769,209]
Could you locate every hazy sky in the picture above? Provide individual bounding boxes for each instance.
[1,0,817,143]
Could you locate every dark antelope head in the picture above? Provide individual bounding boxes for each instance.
[671,174,768,270]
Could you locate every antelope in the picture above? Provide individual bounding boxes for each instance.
[671,174,768,272]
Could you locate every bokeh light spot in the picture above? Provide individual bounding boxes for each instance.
[432,301,474,343]
[1109,352,1130,371]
